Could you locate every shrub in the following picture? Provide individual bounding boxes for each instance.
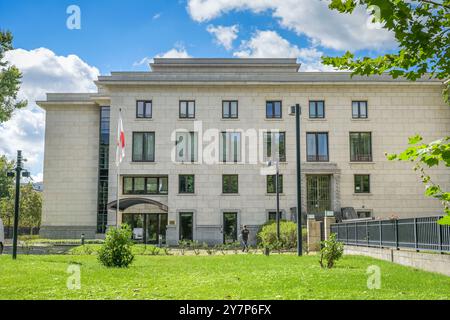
[178,240,190,255]
[257,221,299,251]
[319,233,344,269]
[202,242,215,255]
[190,240,201,255]
[98,224,134,268]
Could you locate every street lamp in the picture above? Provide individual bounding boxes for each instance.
[267,160,280,240]
[289,104,302,256]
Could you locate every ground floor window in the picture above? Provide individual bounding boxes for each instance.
[223,212,238,243]
[123,213,167,244]
[306,175,331,215]
[268,211,283,221]
[354,174,370,193]
[179,212,194,241]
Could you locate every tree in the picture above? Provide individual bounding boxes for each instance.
[0,30,26,123]
[0,155,14,198]
[323,0,450,224]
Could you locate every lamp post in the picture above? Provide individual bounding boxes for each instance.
[289,104,302,256]
[7,150,30,260]
[267,160,280,240]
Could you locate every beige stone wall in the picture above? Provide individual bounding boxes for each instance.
[41,104,99,231]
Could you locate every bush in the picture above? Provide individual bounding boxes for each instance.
[257,221,300,251]
[319,233,344,269]
[98,224,134,268]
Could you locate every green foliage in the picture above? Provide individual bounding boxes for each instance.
[319,234,344,269]
[0,30,26,123]
[387,136,450,224]
[324,0,450,102]
[178,239,190,255]
[0,155,14,199]
[98,224,135,268]
[257,221,299,250]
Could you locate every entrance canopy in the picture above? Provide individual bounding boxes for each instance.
[107,198,168,212]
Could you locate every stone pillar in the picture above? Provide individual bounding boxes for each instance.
[323,211,336,240]
[307,215,321,252]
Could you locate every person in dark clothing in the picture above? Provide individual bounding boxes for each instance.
[241,225,250,252]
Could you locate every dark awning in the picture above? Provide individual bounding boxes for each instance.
[107,197,168,212]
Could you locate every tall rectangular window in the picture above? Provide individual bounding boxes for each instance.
[220,132,241,163]
[266,101,282,119]
[222,100,238,119]
[354,174,370,193]
[264,131,286,162]
[179,175,195,194]
[123,176,168,195]
[309,101,325,119]
[306,132,329,162]
[136,100,152,118]
[350,132,372,162]
[132,132,155,162]
[179,100,195,119]
[97,106,110,233]
[267,175,283,193]
[222,175,238,194]
[352,101,368,119]
[175,132,198,162]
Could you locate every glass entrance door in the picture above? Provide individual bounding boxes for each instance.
[123,213,167,244]
[306,175,331,215]
[223,212,238,243]
[179,212,193,241]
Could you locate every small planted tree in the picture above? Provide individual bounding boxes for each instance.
[319,234,344,269]
[98,224,134,268]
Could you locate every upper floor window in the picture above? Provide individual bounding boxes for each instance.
[266,101,282,119]
[123,176,168,195]
[220,132,241,163]
[267,175,283,194]
[309,101,325,119]
[264,131,286,162]
[306,132,329,162]
[179,100,195,119]
[136,100,152,118]
[175,132,198,162]
[350,132,372,162]
[132,132,155,162]
[222,174,239,194]
[222,100,238,119]
[352,101,368,119]
[179,175,195,194]
[354,174,370,193]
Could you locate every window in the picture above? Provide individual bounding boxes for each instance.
[123,176,168,195]
[352,101,368,119]
[357,211,372,218]
[132,132,155,162]
[179,100,195,119]
[306,133,329,162]
[267,175,283,194]
[222,175,238,194]
[309,101,325,119]
[179,175,195,194]
[354,175,370,193]
[179,212,193,241]
[268,211,283,221]
[222,100,238,119]
[350,132,372,162]
[266,101,282,119]
[264,131,286,162]
[136,100,152,118]
[220,132,241,163]
[176,132,198,162]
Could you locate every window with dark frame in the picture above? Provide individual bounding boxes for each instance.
[179,100,195,119]
[268,211,283,221]
[136,100,152,118]
[132,132,155,162]
[222,174,238,194]
[179,175,195,194]
[309,101,325,119]
[264,131,286,162]
[123,176,168,195]
[350,132,372,162]
[352,101,368,119]
[267,175,283,194]
[222,100,238,119]
[354,174,370,193]
[306,132,329,162]
[266,101,282,119]
[175,132,198,163]
[220,132,241,163]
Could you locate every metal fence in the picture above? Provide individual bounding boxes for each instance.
[330,216,450,253]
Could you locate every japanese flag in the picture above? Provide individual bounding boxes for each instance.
[116,109,125,166]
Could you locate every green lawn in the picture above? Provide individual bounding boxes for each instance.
[0,254,449,300]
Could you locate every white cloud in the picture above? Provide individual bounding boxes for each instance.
[1,48,100,181]
[187,0,395,51]
[234,30,335,71]
[207,24,239,50]
[134,45,192,68]
[153,13,161,20]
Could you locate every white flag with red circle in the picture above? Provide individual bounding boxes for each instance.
[116,110,125,166]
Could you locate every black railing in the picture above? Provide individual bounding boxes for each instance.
[330,216,450,253]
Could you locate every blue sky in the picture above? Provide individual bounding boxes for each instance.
[0,0,397,179]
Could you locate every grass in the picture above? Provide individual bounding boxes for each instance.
[1,254,449,300]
